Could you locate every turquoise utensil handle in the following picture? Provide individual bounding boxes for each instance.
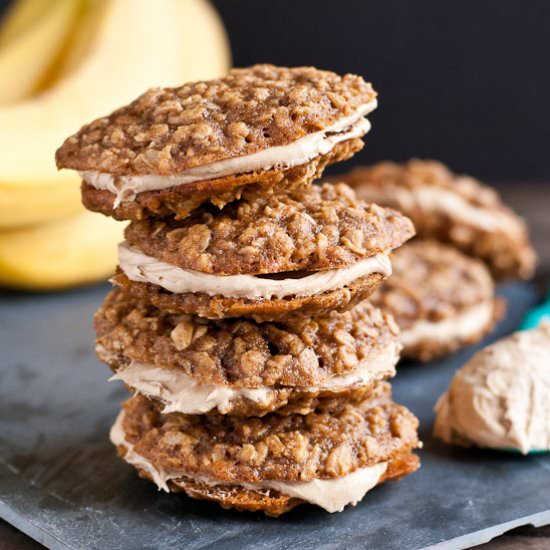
[521,286,550,329]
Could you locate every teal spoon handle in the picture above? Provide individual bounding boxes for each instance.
[521,286,550,329]
[516,281,549,452]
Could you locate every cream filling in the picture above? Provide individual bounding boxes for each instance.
[81,100,377,206]
[110,410,387,513]
[105,338,399,415]
[400,301,494,348]
[357,186,518,236]
[434,322,550,454]
[118,243,391,300]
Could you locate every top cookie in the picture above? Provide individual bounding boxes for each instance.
[342,159,536,280]
[56,65,377,220]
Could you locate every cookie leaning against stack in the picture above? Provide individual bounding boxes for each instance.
[371,241,504,362]
[342,159,536,281]
[56,64,421,515]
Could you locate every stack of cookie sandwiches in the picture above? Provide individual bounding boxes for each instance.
[342,159,536,361]
[56,65,421,516]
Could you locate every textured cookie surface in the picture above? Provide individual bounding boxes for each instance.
[111,269,384,323]
[160,450,420,516]
[95,288,399,388]
[57,65,376,175]
[371,240,503,361]
[373,241,495,326]
[342,159,536,280]
[117,385,419,483]
[123,183,415,275]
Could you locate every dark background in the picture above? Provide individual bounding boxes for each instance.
[2,0,550,181]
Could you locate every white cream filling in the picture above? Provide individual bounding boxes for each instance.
[104,338,399,415]
[118,243,391,300]
[109,359,273,415]
[227,463,387,513]
[399,301,494,348]
[434,322,550,454]
[110,410,387,513]
[357,186,518,236]
[81,100,377,206]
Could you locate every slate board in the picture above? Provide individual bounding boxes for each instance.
[1,282,549,550]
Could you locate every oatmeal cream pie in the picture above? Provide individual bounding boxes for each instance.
[112,183,415,322]
[110,384,421,516]
[342,159,536,280]
[56,65,377,220]
[371,241,503,362]
[95,287,402,417]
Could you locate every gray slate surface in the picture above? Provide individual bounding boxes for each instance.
[0,283,548,550]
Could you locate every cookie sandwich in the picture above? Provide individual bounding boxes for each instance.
[371,241,503,362]
[56,65,378,221]
[111,384,420,516]
[96,288,402,417]
[113,183,414,322]
[342,159,536,280]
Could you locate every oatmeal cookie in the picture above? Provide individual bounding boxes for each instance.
[111,269,384,323]
[342,159,536,280]
[123,183,413,275]
[56,65,377,219]
[371,241,504,362]
[111,386,420,515]
[95,288,401,416]
[115,184,414,319]
[162,450,420,516]
[80,140,361,220]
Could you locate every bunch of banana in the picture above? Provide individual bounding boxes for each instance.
[0,0,230,289]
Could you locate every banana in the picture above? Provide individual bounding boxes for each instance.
[0,179,81,230]
[0,0,52,46]
[177,0,231,83]
[0,0,230,228]
[0,211,124,290]
[0,0,230,289]
[0,0,82,104]
[52,0,110,79]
